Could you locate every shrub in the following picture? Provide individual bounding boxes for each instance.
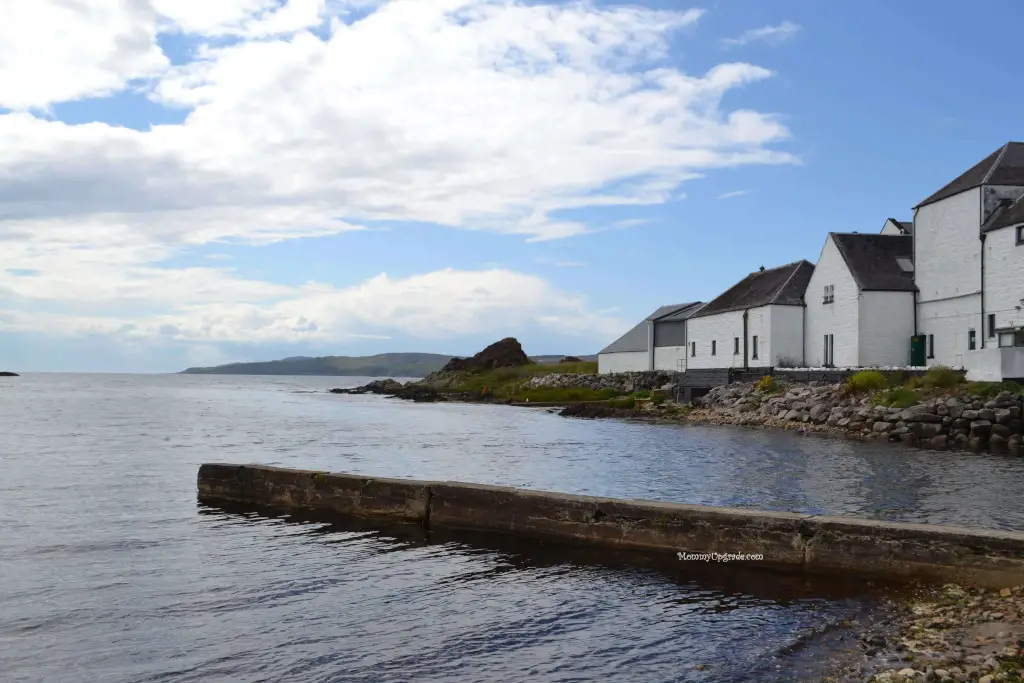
[847,370,886,393]
[904,376,924,390]
[885,370,906,388]
[511,387,620,403]
[872,387,919,409]
[754,375,781,393]
[633,389,651,399]
[920,365,963,389]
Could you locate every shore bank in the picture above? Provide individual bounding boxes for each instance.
[331,370,1024,456]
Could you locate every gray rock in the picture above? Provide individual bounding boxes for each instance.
[969,436,986,452]
[929,435,949,450]
[784,409,801,421]
[953,433,970,449]
[809,403,830,422]
[873,421,891,433]
[913,422,945,438]
[961,409,980,420]
[970,420,992,438]
[990,434,1008,453]
[992,423,1012,438]
[978,408,995,421]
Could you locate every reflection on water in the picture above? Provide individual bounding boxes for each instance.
[0,373,1017,682]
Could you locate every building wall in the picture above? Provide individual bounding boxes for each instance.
[880,220,903,236]
[803,235,860,368]
[685,307,773,369]
[858,291,916,366]
[598,351,648,374]
[983,225,1024,336]
[915,188,982,304]
[653,346,688,372]
[915,188,983,369]
[917,296,981,369]
[768,305,805,366]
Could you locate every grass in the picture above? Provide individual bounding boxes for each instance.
[962,380,1022,398]
[445,360,599,396]
[871,387,919,409]
[508,387,621,403]
[920,365,963,389]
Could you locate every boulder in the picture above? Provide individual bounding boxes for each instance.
[438,337,531,373]
[970,420,992,438]
[990,434,1009,454]
[929,435,949,451]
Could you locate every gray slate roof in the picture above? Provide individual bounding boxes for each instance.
[984,195,1024,233]
[830,233,916,292]
[692,261,814,318]
[917,142,1024,208]
[598,302,703,354]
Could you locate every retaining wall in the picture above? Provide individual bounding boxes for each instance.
[198,463,1024,588]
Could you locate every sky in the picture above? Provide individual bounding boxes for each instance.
[2,0,1023,373]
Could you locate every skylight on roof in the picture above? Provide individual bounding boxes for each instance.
[896,257,914,272]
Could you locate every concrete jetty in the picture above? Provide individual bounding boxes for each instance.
[198,463,1024,588]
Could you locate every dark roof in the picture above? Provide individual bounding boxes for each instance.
[692,260,815,318]
[898,221,913,233]
[652,301,704,322]
[916,142,1024,208]
[830,233,916,292]
[599,302,702,354]
[984,194,1024,233]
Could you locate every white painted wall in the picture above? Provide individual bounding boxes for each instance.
[983,225,1024,335]
[803,235,859,367]
[915,188,981,304]
[880,219,904,235]
[768,305,804,366]
[915,188,983,369]
[964,347,1024,381]
[859,291,915,366]
[917,296,980,369]
[598,351,647,374]
[685,306,780,369]
[653,346,688,372]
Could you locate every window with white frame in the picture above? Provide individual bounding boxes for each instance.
[1018,225,1024,245]
[823,284,834,304]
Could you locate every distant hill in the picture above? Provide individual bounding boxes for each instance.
[179,352,596,377]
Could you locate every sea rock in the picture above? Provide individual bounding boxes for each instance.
[0,371,18,377]
[929,434,949,451]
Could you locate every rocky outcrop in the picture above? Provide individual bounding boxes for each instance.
[330,379,404,395]
[559,356,582,363]
[0,371,18,377]
[435,337,530,374]
[693,381,1024,456]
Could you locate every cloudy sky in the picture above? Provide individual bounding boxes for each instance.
[1,0,1022,372]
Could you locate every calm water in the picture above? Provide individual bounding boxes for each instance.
[3,373,1024,683]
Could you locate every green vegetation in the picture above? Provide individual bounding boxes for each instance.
[754,375,783,393]
[508,386,620,403]
[607,397,637,410]
[448,361,599,394]
[871,387,919,409]
[963,379,1021,398]
[920,365,963,389]
[846,369,886,393]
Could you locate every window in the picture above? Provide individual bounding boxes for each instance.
[968,329,976,351]
[1018,225,1024,245]
[711,340,717,356]
[691,341,696,357]
[989,313,997,338]
[927,334,934,359]
[1001,331,1024,348]
[733,337,740,354]
[823,284,834,304]
[752,335,759,360]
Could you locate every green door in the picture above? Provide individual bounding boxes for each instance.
[910,335,926,366]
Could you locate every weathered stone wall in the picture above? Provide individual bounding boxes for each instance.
[697,381,1024,455]
[524,370,675,393]
[198,464,1024,588]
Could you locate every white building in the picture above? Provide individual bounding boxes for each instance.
[685,261,814,369]
[597,302,703,374]
[803,230,916,368]
[913,141,1024,382]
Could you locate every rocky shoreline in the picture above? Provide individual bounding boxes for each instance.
[817,583,1024,682]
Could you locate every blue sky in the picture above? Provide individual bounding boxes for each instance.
[0,0,1021,373]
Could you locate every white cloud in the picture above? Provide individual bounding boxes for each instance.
[717,189,750,199]
[0,0,798,352]
[722,21,801,47]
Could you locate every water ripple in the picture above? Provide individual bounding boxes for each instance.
[0,373,1013,682]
